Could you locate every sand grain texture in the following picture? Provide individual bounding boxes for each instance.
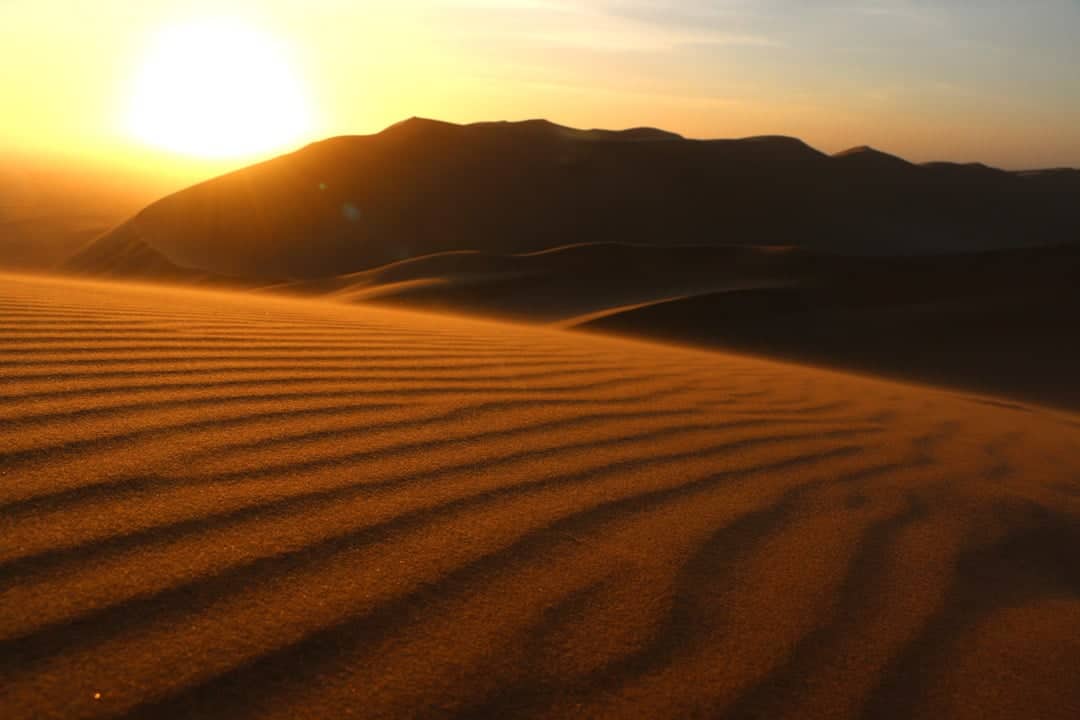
[1,272,1079,720]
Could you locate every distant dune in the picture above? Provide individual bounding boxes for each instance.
[2,271,1080,719]
[268,243,808,322]
[255,242,1079,411]
[570,244,1080,411]
[69,118,1080,283]
[0,157,171,271]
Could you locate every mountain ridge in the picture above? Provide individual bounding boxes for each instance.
[70,117,1080,283]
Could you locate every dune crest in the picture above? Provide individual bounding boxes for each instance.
[2,272,1079,719]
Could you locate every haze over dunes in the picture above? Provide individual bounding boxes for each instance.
[0,158,170,271]
[2,271,1080,719]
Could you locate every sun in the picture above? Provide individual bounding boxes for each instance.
[128,20,314,159]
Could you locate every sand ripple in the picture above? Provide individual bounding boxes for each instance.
[1,272,1078,719]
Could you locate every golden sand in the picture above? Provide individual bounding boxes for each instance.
[1,272,1078,719]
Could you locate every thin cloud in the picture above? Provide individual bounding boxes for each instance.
[426,0,782,52]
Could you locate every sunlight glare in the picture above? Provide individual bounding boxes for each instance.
[127,19,314,159]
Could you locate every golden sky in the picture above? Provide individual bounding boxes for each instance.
[2,0,1079,180]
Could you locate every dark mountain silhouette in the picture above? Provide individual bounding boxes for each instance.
[832,145,916,172]
[69,117,1080,282]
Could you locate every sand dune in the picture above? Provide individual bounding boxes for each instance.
[269,243,805,323]
[262,242,1080,411]
[2,271,1080,719]
[570,244,1080,412]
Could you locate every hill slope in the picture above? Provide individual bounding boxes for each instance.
[69,118,1080,282]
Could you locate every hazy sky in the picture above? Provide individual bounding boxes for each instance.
[2,0,1079,175]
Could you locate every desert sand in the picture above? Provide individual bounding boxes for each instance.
[2,270,1080,720]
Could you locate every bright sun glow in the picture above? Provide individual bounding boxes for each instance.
[128,20,314,158]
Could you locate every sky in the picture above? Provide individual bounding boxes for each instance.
[2,0,1079,180]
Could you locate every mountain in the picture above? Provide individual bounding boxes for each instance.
[69,118,1080,283]
[832,145,917,173]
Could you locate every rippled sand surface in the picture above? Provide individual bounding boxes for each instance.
[2,272,1079,720]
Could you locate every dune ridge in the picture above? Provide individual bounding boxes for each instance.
[2,272,1080,719]
[260,241,1080,411]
